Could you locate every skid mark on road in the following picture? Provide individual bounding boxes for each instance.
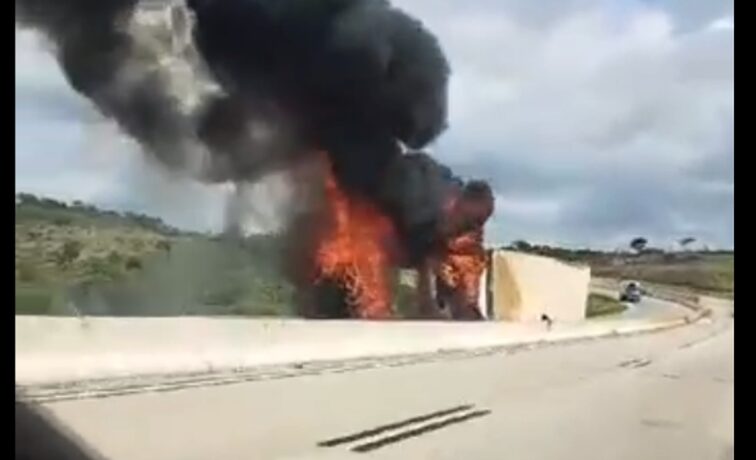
[618,358,653,369]
[317,404,491,453]
[351,410,491,453]
[318,405,473,447]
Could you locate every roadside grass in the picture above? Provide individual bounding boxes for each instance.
[507,244,733,300]
[586,293,627,318]
[16,197,295,317]
[15,285,56,315]
[18,195,733,318]
[591,254,733,299]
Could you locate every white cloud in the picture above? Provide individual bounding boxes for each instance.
[708,16,734,31]
[494,194,562,220]
[399,0,733,248]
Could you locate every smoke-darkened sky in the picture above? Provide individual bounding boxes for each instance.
[15,0,733,250]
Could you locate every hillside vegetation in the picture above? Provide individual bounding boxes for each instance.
[591,254,733,298]
[15,194,294,316]
[17,194,733,317]
[503,243,734,298]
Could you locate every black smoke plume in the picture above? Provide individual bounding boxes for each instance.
[16,0,200,172]
[16,0,494,314]
[16,0,451,197]
[188,0,450,197]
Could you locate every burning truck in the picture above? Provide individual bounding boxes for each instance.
[17,0,495,320]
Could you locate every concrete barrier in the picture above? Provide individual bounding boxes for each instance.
[15,316,524,384]
[16,309,696,386]
[490,250,590,322]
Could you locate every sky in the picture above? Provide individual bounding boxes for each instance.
[15,0,733,250]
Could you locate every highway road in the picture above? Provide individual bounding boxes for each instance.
[34,306,733,460]
[618,296,688,320]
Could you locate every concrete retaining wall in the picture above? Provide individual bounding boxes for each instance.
[15,311,692,385]
[490,250,590,322]
[15,316,526,384]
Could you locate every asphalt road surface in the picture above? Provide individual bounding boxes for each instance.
[618,296,688,320]
[36,307,733,460]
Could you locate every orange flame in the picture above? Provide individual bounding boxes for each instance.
[437,227,486,318]
[311,155,397,319]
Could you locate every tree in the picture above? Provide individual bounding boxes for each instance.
[629,237,647,254]
[56,240,82,267]
[678,237,696,250]
[16,193,39,205]
[125,256,143,271]
[511,240,532,252]
[40,197,66,209]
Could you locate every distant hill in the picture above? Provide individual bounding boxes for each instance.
[499,243,734,298]
[590,252,733,298]
[15,193,295,316]
[16,193,186,236]
[17,193,733,316]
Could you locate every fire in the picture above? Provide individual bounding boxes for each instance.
[305,154,493,321]
[437,228,487,319]
[434,182,493,319]
[311,155,398,319]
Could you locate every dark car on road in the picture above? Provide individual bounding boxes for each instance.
[620,281,643,303]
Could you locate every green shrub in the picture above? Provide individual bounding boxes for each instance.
[125,256,143,271]
[85,256,122,281]
[107,251,122,264]
[16,286,54,315]
[586,293,627,317]
[16,262,41,282]
[56,240,82,267]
